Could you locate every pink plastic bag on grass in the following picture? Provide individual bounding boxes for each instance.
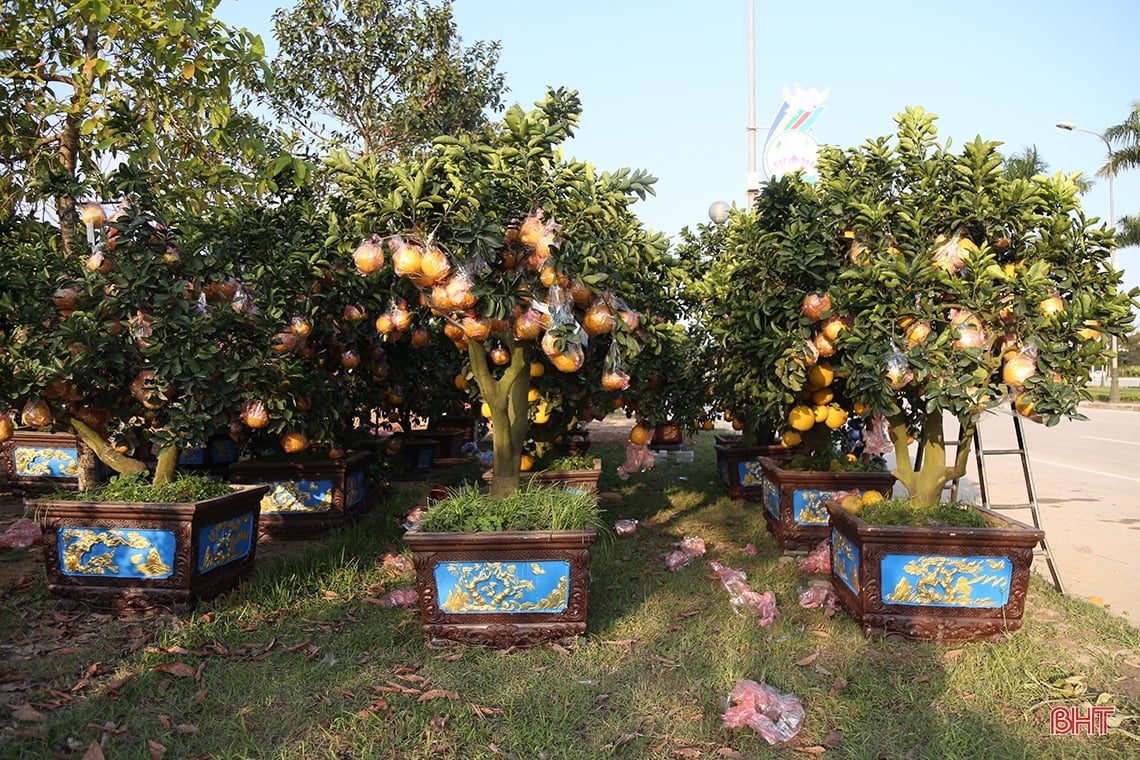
[0,519,41,550]
[797,539,831,574]
[798,581,840,614]
[378,587,419,608]
[721,678,805,744]
[708,561,780,625]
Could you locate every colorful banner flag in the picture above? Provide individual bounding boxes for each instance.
[761,84,829,184]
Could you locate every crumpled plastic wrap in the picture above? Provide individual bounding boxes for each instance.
[377,586,419,608]
[721,678,805,744]
[798,581,840,614]
[708,561,780,625]
[402,506,428,530]
[0,519,41,550]
[382,552,414,573]
[614,519,638,536]
[797,539,831,574]
[617,441,655,480]
[666,535,707,571]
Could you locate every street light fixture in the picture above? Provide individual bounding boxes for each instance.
[1056,120,1120,403]
[708,200,730,225]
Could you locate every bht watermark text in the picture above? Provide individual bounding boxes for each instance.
[1050,705,1114,736]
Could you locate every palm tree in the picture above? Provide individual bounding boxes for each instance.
[1006,145,1093,191]
[1104,102,1140,248]
[1005,145,1049,180]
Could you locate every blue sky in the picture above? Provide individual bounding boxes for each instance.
[217,0,1140,296]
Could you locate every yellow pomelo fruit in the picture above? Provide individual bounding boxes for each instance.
[788,405,815,432]
[825,406,848,430]
[812,404,830,423]
[811,388,834,405]
[780,430,802,448]
[808,362,835,389]
[480,402,492,419]
[860,490,885,506]
[520,454,535,471]
[840,494,863,513]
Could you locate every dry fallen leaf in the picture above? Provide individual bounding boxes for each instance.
[147,739,167,758]
[794,745,827,755]
[796,652,819,667]
[355,698,390,718]
[825,728,844,747]
[11,703,43,722]
[944,648,965,660]
[470,703,504,720]
[152,662,197,679]
[81,740,105,760]
[417,689,459,703]
[104,674,134,693]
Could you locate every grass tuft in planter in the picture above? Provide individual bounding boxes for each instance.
[44,472,233,504]
[414,481,607,534]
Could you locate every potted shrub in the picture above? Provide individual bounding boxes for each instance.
[403,482,607,647]
[0,189,322,606]
[329,88,688,495]
[326,90,690,645]
[701,108,1137,640]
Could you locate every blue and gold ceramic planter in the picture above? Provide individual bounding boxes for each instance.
[404,527,597,647]
[35,484,268,611]
[713,437,787,502]
[758,456,895,550]
[828,504,1044,642]
[227,450,374,539]
[2,430,86,491]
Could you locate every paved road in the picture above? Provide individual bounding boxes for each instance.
[912,404,1140,628]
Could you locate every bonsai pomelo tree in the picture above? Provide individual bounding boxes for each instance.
[330,89,688,496]
[701,107,1137,509]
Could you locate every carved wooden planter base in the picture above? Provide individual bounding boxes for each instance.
[404,528,597,647]
[829,504,1045,642]
[35,484,268,612]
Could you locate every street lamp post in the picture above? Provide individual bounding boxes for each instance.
[745,0,759,207]
[1057,121,1119,403]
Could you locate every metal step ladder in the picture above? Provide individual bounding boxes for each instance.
[957,408,1064,594]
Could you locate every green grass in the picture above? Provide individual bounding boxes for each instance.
[2,435,1139,758]
[414,480,606,533]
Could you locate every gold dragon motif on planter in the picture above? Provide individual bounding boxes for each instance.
[885,556,1009,607]
[15,447,77,476]
[200,517,253,572]
[60,529,170,577]
[440,562,569,613]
